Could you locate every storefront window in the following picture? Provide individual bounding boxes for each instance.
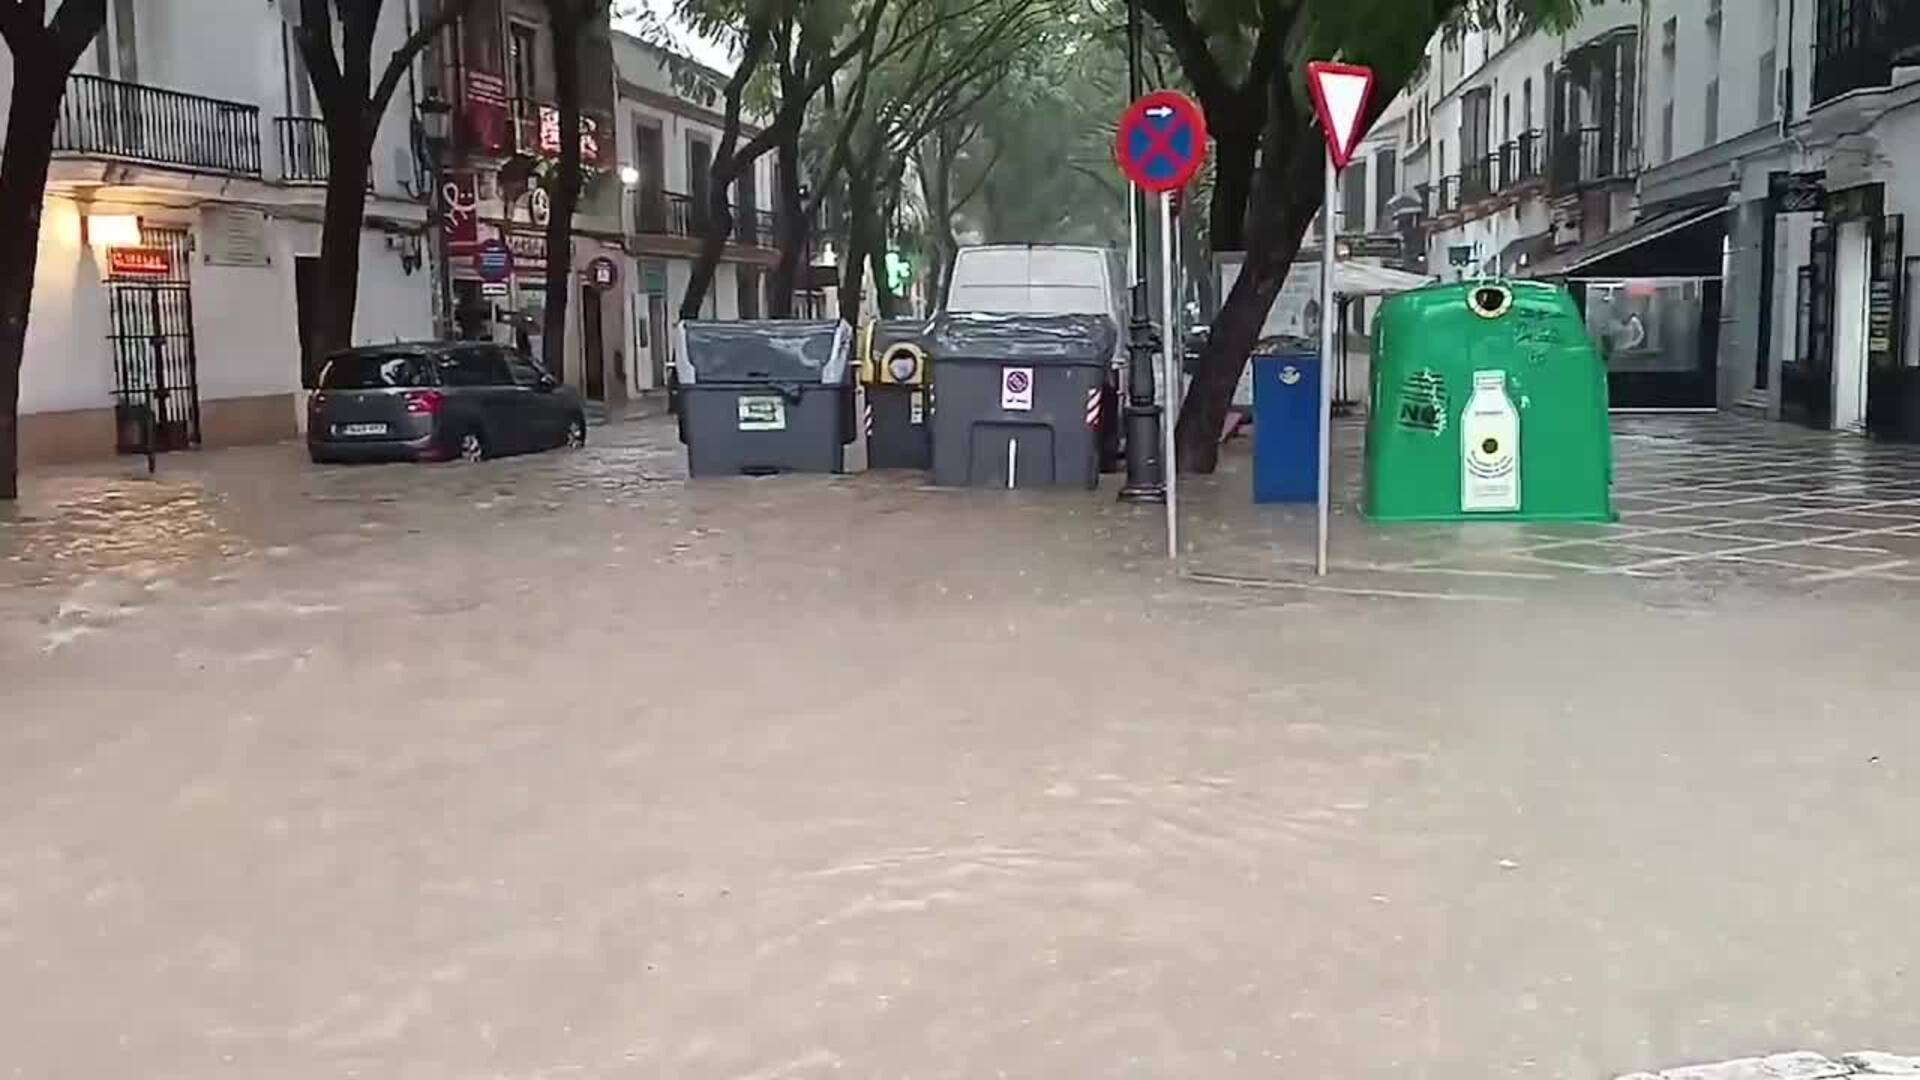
[1581,280,1704,374]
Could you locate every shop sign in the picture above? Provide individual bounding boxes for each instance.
[1769,170,1826,215]
[108,246,172,277]
[537,106,604,168]
[584,256,620,290]
[464,71,510,155]
[506,231,548,275]
[443,171,480,251]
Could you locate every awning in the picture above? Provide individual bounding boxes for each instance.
[1333,262,1434,298]
[1499,231,1558,274]
[1524,202,1726,279]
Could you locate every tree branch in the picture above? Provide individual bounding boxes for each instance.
[294,0,349,115]
[1135,0,1234,113]
[370,0,480,121]
[47,0,108,65]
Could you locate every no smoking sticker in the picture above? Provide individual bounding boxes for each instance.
[1001,366,1034,411]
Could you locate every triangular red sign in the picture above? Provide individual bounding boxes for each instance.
[1305,61,1376,171]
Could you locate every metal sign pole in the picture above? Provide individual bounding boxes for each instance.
[1317,150,1336,576]
[1160,190,1179,560]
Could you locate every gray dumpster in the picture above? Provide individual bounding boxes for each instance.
[676,320,854,477]
[861,318,934,470]
[927,313,1117,489]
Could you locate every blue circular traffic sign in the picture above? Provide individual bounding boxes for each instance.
[474,238,513,284]
[1115,90,1208,193]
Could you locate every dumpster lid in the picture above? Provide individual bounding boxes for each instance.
[1253,334,1318,355]
[927,312,1117,365]
[678,320,851,384]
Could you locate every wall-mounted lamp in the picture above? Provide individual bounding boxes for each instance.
[618,165,640,188]
[84,213,141,249]
[386,232,424,275]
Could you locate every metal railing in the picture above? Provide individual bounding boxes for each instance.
[1548,126,1629,191]
[1460,155,1495,202]
[54,74,261,177]
[276,116,328,183]
[1813,0,1920,105]
[1498,131,1545,189]
[1435,174,1461,214]
[632,190,779,247]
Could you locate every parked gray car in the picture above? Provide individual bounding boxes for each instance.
[307,342,586,464]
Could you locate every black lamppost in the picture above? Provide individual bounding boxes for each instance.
[416,87,455,339]
[1119,0,1165,503]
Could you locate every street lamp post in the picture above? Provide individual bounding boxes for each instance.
[1119,0,1166,503]
[416,88,455,339]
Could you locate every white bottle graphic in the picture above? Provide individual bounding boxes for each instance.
[1461,370,1520,513]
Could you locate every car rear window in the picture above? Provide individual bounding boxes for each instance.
[318,353,431,389]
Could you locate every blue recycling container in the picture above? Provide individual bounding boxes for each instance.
[1251,343,1322,504]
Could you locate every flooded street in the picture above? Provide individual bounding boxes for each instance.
[5,416,1920,1079]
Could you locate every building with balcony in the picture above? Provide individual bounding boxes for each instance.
[427,0,627,406]
[610,34,781,396]
[1761,0,1920,435]
[5,0,435,464]
[1417,4,1641,285]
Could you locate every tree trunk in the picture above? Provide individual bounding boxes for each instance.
[542,12,585,378]
[869,240,896,318]
[1174,118,1321,473]
[0,71,61,500]
[768,122,806,318]
[837,179,874,324]
[1207,121,1258,253]
[311,124,373,363]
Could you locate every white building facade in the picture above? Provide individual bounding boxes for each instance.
[3,0,435,465]
[611,35,780,396]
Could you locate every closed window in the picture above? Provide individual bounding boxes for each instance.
[505,353,546,387]
[439,347,510,387]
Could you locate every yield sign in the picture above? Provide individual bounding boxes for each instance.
[1305,61,1377,172]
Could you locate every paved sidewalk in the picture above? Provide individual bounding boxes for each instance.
[1184,413,1920,600]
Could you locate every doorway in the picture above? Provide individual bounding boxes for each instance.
[582,288,606,401]
[295,254,321,385]
[1832,220,1871,432]
[647,290,669,389]
[106,227,200,454]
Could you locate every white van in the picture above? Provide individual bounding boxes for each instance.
[945,244,1123,327]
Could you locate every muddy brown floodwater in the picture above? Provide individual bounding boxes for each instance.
[4,417,1919,1079]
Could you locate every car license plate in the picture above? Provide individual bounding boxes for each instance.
[339,422,389,437]
[736,396,787,431]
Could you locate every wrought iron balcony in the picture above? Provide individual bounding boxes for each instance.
[1498,131,1545,189]
[1548,126,1630,192]
[1812,0,1920,105]
[54,74,262,177]
[276,117,328,184]
[632,190,779,247]
[1460,156,1495,202]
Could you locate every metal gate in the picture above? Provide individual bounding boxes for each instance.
[107,228,201,454]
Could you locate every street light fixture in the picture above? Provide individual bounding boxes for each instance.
[416,87,455,339]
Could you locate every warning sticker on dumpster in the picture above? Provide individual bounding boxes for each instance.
[1000,367,1034,411]
[736,395,787,431]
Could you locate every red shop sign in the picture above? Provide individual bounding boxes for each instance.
[108,246,172,277]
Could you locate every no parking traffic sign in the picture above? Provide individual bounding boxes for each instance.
[1114,90,1208,193]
